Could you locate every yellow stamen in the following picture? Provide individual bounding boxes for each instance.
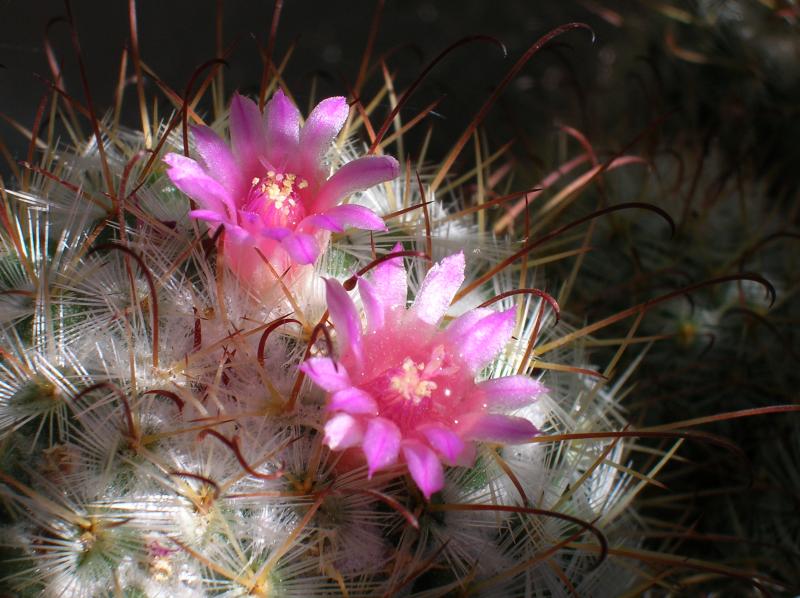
[390,357,438,404]
[252,171,309,213]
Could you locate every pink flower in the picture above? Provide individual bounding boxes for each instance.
[163,91,399,283]
[300,248,544,499]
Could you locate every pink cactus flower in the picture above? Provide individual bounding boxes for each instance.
[300,248,544,499]
[163,91,399,285]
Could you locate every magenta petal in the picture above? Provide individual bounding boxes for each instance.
[324,278,364,366]
[402,439,444,499]
[324,413,363,450]
[280,232,319,264]
[372,242,407,314]
[296,96,349,176]
[474,376,546,409]
[302,204,387,233]
[237,211,272,238]
[190,125,245,195]
[454,442,477,467]
[363,417,401,476]
[357,276,384,332]
[264,89,300,168]
[417,423,465,465]
[411,252,465,326]
[329,387,378,415]
[222,224,251,243]
[188,209,226,223]
[229,93,267,176]
[257,225,292,241]
[454,307,516,371]
[164,153,236,219]
[299,357,350,392]
[457,413,538,444]
[445,307,493,340]
[312,155,400,212]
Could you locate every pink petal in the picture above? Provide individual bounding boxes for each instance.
[229,93,267,177]
[357,276,384,332]
[237,212,284,243]
[454,442,477,467]
[410,252,465,326]
[402,439,444,499]
[363,417,401,476]
[473,376,546,409]
[299,357,350,392]
[324,278,364,366]
[295,96,349,177]
[264,89,300,168]
[453,307,516,372]
[164,153,236,219]
[280,232,319,264]
[329,387,378,415]
[372,242,407,314]
[324,413,363,450]
[188,209,226,224]
[256,225,291,241]
[417,423,465,465]
[445,307,494,340]
[190,125,245,196]
[457,413,538,444]
[311,155,400,212]
[301,204,387,233]
[221,224,251,243]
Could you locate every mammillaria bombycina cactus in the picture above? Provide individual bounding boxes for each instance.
[1,3,797,596]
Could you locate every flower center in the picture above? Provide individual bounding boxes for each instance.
[363,343,464,429]
[244,170,308,227]
[390,357,438,405]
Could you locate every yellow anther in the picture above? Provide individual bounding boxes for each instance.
[252,170,307,213]
[390,357,438,404]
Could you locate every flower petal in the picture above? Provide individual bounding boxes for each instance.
[256,225,292,241]
[190,125,245,196]
[453,307,516,371]
[299,357,350,392]
[402,439,444,499]
[229,93,267,177]
[264,89,300,168]
[324,413,363,450]
[454,442,477,467]
[312,155,399,212]
[473,376,546,409]
[444,307,494,340]
[188,209,226,224]
[457,413,538,444]
[295,96,349,177]
[301,204,387,233]
[280,232,319,264]
[363,417,401,476]
[329,387,378,415]
[358,276,384,332]
[324,278,364,366]
[417,423,465,465]
[410,252,465,326]
[372,242,407,314]
[221,224,251,243]
[164,153,236,219]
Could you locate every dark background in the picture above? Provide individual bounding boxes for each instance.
[0,1,657,176]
